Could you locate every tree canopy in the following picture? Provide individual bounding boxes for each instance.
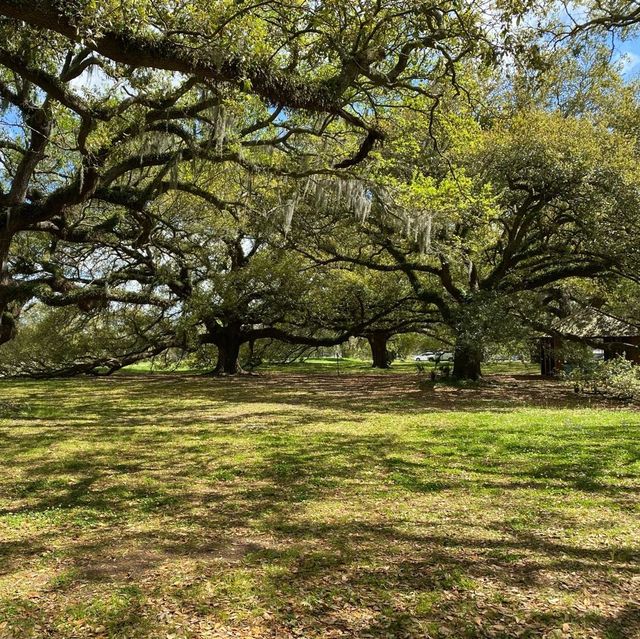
[1,0,639,378]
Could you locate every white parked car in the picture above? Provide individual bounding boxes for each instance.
[414,351,454,363]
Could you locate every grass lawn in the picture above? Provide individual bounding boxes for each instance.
[0,373,638,638]
[259,358,540,376]
[123,357,541,376]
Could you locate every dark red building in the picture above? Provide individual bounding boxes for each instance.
[539,308,640,376]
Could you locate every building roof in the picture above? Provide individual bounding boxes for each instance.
[551,307,640,338]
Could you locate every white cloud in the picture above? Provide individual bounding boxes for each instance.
[619,50,640,76]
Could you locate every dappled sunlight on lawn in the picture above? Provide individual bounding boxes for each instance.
[0,374,638,638]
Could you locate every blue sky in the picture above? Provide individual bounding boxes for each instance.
[616,35,640,77]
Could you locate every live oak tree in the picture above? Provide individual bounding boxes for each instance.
[555,0,640,35]
[2,0,638,381]
[297,95,640,379]
[357,281,436,369]
[0,303,176,377]
[150,207,386,376]
[286,266,432,370]
[27,171,415,375]
[449,110,639,377]
[292,241,441,369]
[0,0,521,347]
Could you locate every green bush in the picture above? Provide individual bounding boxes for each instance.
[0,304,170,377]
[569,356,640,401]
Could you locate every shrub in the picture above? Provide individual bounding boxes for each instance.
[569,356,640,401]
[0,304,171,377]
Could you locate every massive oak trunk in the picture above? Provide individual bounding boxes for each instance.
[452,340,483,380]
[213,337,242,375]
[366,331,391,369]
[0,230,18,346]
[0,306,17,345]
[210,324,244,375]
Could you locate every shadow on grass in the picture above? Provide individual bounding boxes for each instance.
[3,370,632,419]
[0,374,638,637]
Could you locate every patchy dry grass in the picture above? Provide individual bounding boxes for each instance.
[0,373,638,639]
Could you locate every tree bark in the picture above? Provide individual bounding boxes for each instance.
[209,323,244,375]
[0,226,19,346]
[452,340,482,380]
[213,338,242,375]
[367,331,391,369]
[0,309,17,345]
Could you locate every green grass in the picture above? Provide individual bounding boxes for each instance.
[123,356,540,376]
[0,372,638,638]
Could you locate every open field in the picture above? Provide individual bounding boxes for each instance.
[0,373,639,638]
[123,357,541,376]
[258,358,540,376]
